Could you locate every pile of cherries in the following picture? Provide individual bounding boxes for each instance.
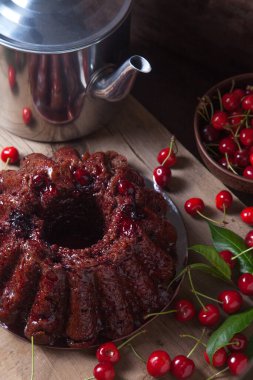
[199,84,253,179]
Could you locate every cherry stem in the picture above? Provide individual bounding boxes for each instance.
[222,204,227,225]
[180,333,207,348]
[217,88,223,112]
[162,136,177,166]
[225,153,238,175]
[128,343,146,363]
[191,290,222,304]
[30,336,34,380]
[167,266,187,289]
[144,309,177,320]
[229,79,235,93]
[206,367,228,380]
[187,268,206,309]
[4,157,10,170]
[196,211,226,226]
[187,329,207,358]
[231,246,253,261]
[117,330,146,350]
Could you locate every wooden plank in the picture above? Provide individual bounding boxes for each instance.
[0,96,250,379]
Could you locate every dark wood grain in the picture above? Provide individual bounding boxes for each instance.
[130,0,253,204]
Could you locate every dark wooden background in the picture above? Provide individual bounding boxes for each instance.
[130,0,253,204]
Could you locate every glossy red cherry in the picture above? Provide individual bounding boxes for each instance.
[201,125,220,143]
[22,107,32,125]
[153,166,171,188]
[73,168,92,186]
[31,174,49,193]
[175,299,196,322]
[240,128,253,146]
[8,65,16,89]
[184,198,205,216]
[211,111,228,130]
[198,304,220,326]
[233,88,245,101]
[241,207,253,225]
[204,347,227,368]
[250,153,253,166]
[218,137,237,155]
[157,147,177,167]
[96,342,120,364]
[242,94,253,111]
[227,353,248,375]
[93,362,115,380]
[171,355,195,379]
[245,230,253,247]
[215,190,233,211]
[229,333,248,352]
[146,350,171,378]
[243,166,253,179]
[218,290,243,314]
[118,179,135,196]
[238,273,253,295]
[219,156,235,169]
[1,146,19,164]
[229,112,244,128]
[222,92,241,112]
[234,149,249,168]
[219,250,236,270]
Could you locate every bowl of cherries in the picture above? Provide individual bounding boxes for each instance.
[194,73,253,193]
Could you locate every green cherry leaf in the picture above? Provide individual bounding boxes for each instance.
[208,222,253,274]
[207,308,253,364]
[187,263,232,283]
[189,244,231,281]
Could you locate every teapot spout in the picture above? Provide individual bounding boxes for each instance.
[88,55,151,102]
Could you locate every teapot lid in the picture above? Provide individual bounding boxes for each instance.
[0,0,132,53]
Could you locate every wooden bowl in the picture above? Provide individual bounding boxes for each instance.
[194,73,253,194]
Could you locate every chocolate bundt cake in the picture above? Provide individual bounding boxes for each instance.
[0,147,177,347]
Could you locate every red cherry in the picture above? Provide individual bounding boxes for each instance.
[242,94,253,111]
[201,125,220,143]
[120,218,137,237]
[157,147,177,167]
[211,111,228,130]
[93,362,115,380]
[219,137,237,155]
[243,166,253,179]
[229,112,244,128]
[31,174,49,193]
[240,128,253,146]
[1,146,19,164]
[184,198,205,216]
[229,333,248,352]
[8,65,16,89]
[215,190,233,211]
[146,350,171,378]
[234,149,249,168]
[233,89,245,101]
[171,355,195,379]
[73,168,92,186]
[96,342,120,364]
[219,250,236,270]
[198,304,220,326]
[153,165,171,188]
[118,179,135,196]
[218,290,242,314]
[175,299,196,322]
[22,107,32,125]
[41,185,58,203]
[245,230,253,247]
[238,273,253,295]
[241,207,253,225]
[222,92,241,112]
[250,153,253,166]
[219,156,235,169]
[204,347,227,368]
[227,353,248,375]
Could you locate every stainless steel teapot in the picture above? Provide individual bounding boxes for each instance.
[0,0,151,142]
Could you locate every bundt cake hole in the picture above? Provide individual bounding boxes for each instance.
[42,196,105,249]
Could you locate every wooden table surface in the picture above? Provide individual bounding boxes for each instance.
[0,96,251,379]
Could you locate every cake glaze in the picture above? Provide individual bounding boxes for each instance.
[0,147,177,347]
